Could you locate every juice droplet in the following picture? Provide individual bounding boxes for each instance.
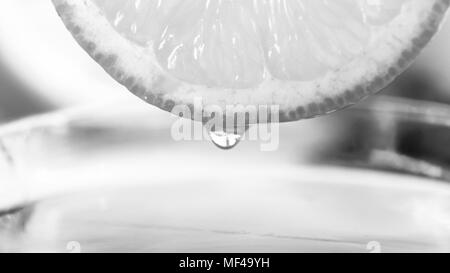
[209,130,242,150]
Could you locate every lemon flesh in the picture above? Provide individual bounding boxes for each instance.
[95,0,409,87]
[52,0,449,122]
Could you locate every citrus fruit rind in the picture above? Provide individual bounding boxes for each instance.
[52,0,449,123]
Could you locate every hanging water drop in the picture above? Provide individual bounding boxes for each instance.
[206,123,250,150]
[209,130,242,150]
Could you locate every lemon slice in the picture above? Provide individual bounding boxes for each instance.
[52,0,449,122]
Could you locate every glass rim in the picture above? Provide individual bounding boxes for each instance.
[2,96,450,212]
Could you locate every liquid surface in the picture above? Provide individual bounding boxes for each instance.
[94,0,408,88]
[1,173,449,253]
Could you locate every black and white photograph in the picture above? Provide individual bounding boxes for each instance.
[1,0,450,260]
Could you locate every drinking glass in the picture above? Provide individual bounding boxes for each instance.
[1,95,449,253]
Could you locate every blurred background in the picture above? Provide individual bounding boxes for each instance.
[2,0,450,175]
[1,1,450,253]
[0,0,133,122]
